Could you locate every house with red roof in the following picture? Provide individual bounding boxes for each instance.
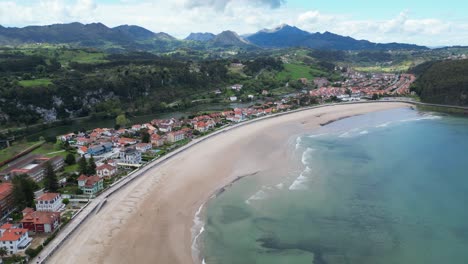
[151,134,165,147]
[135,143,152,153]
[77,175,104,195]
[96,164,117,179]
[35,193,62,212]
[0,224,31,255]
[167,131,185,143]
[20,209,60,234]
[0,183,14,218]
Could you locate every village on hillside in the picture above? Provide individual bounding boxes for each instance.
[0,70,415,261]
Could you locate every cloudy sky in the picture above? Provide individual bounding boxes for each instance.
[1,0,467,46]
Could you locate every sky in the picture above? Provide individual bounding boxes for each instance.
[0,0,467,46]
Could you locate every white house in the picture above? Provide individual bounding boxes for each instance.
[96,164,118,179]
[0,224,31,255]
[135,143,152,153]
[119,148,142,165]
[35,193,62,212]
[231,84,243,91]
[229,96,238,102]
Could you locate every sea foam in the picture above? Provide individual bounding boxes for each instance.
[289,166,312,191]
[191,204,205,263]
[245,189,268,204]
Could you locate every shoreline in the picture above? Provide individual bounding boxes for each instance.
[45,102,412,264]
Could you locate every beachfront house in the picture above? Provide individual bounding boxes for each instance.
[77,175,104,195]
[96,164,118,179]
[167,131,185,143]
[151,134,165,147]
[0,224,31,255]
[35,193,62,212]
[119,148,142,165]
[20,208,60,234]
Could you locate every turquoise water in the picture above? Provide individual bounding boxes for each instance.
[202,108,468,264]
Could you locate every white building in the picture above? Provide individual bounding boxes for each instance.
[35,193,62,212]
[119,148,142,165]
[229,96,238,102]
[96,164,118,179]
[0,224,31,255]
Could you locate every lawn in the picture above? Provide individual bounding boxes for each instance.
[18,78,52,87]
[31,142,67,157]
[354,61,414,73]
[276,63,327,81]
[0,140,43,164]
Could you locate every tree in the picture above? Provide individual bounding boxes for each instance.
[0,246,8,258]
[87,156,96,175]
[62,198,70,205]
[116,114,129,128]
[141,130,150,143]
[78,157,88,175]
[44,161,59,192]
[65,153,76,165]
[12,174,38,210]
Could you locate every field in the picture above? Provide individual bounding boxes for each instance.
[354,61,414,73]
[31,142,68,158]
[18,78,53,87]
[0,140,43,164]
[276,63,327,81]
[18,46,108,65]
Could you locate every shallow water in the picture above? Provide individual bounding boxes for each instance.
[202,108,468,264]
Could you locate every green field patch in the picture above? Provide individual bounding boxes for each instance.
[0,141,43,164]
[19,78,52,87]
[276,63,327,81]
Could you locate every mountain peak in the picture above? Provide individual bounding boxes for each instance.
[185,32,215,42]
[211,30,251,47]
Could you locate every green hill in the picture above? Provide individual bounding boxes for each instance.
[411,59,468,106]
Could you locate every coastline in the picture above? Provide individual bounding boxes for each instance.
[46,102,412,264]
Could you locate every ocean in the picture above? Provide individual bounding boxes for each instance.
[200,108,468,264]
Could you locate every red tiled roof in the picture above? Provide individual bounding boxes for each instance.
[0,183,13,201]
[36,193,60,201]
[21,210,60,225]
[0,228,28,241]
[96,164,116,171]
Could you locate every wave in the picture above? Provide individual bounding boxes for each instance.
[401,115,442,123]
[245,189,268,204]
[295,137,302,150]
[191,204,205,263]
[376,122,391,128]
[359,130,369,135]
[289,166,312,191]
[307,133,328,138]
[276,183,284,189]
[301,148,315,165]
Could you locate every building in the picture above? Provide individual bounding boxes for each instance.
[0,183,13,218]
[77,175,104,195]
[35,193,62,212]
[167,131,185,143]
[0,224,31,255]
[229,96,237,102]
[20,209,60,234]
[151,134,165,147]
[231,84,243,91]
[135,143,152,153]
[87,142,113,156]
[119,148,142,165]
[0,155,64,182]
[96,164,117,179]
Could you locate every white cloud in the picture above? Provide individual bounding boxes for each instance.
[0,1,466,46]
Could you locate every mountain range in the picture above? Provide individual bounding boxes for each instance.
[0,22,429,52]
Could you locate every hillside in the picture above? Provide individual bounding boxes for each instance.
[185,33,215,42]
[411,59,468,106]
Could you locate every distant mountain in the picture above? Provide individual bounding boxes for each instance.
[246,24,428,51]
[0,22,178,51]
[185,32,215,42]
[246,24,310,48]
[210,31,254,48]
[0,22,428,52]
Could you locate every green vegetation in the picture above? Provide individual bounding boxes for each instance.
[18,78,52,87]
[12,174,39,210]
[410,59,468,106]
[44,161,59,192]
[0,140,43,164]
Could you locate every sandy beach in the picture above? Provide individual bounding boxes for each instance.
[47,102,411,264]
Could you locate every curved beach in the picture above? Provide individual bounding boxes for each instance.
[47,102,411,264]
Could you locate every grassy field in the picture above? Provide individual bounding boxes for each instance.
[31,142,68,158]
[18,78,53,87]
[0,140,43,164]
[276,63,327,81]
[354,61,414,73]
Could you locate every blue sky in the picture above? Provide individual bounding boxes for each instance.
[1,0,467,46]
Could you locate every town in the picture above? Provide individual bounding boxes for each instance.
[0,71,415,262]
